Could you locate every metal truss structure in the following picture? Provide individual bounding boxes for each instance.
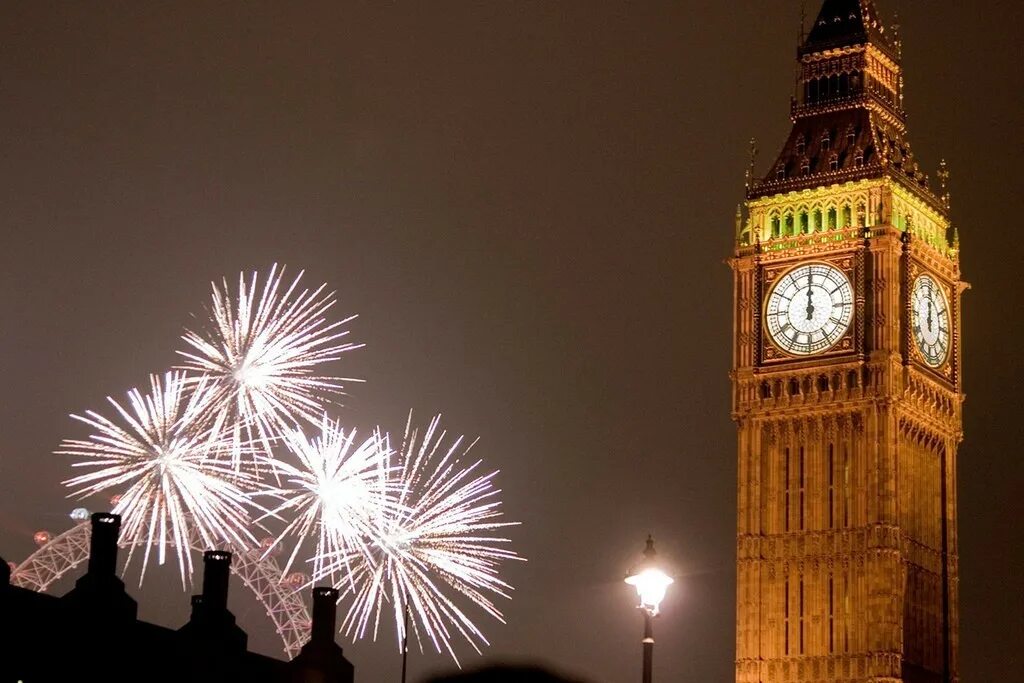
[9,521,312,659]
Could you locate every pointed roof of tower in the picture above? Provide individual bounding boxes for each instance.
[748,0,942,213]
[801,0,894,57]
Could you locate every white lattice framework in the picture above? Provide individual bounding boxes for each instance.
[9,521,312,659]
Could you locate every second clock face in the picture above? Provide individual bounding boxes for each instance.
[911,274,951,368]
[766,262,854,356]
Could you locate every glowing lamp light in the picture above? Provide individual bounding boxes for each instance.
[624,535,673,616]
[33,531,52,547]
[625,566,674,615]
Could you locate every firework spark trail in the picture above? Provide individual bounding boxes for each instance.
[258,416,396,584]
[326,414,522,665]
[58,372,260,587]
[177,264,362,466]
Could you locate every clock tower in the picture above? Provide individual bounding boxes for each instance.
[731,2,964,683]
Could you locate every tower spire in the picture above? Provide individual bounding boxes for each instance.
[801,0,895,58]
[749,0,943,216]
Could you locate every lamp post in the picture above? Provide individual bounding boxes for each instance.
[625,535,673,683]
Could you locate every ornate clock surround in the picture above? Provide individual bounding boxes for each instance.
[759,246,864,366]
[904,245,961,386]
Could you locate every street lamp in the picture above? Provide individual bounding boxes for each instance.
[625,535,673,683]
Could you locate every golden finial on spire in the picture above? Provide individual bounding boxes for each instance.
[745,138,758,191]
[937,159,951,211]
[799,1,806,43]
[794,2,806,97]
[892,10,903,60]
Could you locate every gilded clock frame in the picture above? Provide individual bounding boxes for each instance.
[760,253,861,365]
[905,259,957,384]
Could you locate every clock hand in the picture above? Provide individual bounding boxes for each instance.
[927,299,934,333]
[805,274,815,320]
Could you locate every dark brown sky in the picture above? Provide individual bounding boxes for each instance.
[1,1,1021,681]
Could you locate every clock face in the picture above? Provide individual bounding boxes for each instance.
[911,274,950,368]
[765,262,855,356]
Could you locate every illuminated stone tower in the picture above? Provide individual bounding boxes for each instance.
[730,2,964,682]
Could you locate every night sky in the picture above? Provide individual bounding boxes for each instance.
[2,2,1022,681]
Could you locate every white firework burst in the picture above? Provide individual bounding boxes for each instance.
[177,264,361,465]
[259,416,395,583]
[58,372,260,586]
[329,414,522,665]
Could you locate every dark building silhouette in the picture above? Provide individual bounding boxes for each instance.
[1,512,354,683]
[425,665,588,683]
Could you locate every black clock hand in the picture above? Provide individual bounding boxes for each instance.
[805,273,815,320]
[927,299,934,333]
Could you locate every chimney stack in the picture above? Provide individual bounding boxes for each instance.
[289,586,355,682]
[64,511,137,622]
[179,550,248,656]
[87,512,121,577]
[311,586,339,645]
[201,550,231,612]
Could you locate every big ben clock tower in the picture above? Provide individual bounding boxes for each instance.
[731,2,964,683]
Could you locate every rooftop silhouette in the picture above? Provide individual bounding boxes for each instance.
[1,512,354,683]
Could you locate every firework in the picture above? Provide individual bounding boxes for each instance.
[177,264,361,464]
[58,372,260,586]
[258,416,395,583]
[329,414,521,665]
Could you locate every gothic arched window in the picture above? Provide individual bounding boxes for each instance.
[808,78,819,104]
